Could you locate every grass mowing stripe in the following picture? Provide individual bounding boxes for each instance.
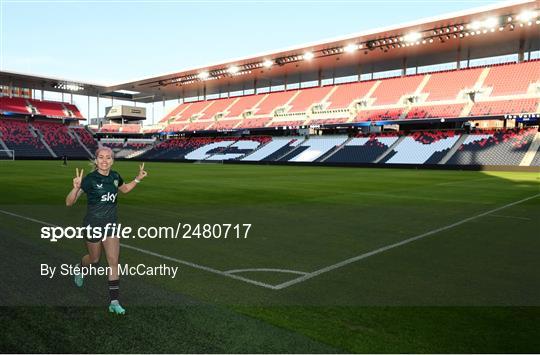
[274,192,540,290]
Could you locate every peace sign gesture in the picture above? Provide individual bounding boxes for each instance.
[73,168,84,190]
[136,163,147,181]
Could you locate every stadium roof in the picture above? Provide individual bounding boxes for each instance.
[1,0,538,103]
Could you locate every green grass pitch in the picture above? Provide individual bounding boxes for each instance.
[0,160,539,353]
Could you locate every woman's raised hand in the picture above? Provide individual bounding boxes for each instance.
[136,163,147,181]
[73,168,83,189]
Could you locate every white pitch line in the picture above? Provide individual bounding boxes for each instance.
[487,214,532,221]
[273,192,540,290]
[0,209,279,290]
[225,268,308,275]
[119,244,279,289]
[0,209,57,227]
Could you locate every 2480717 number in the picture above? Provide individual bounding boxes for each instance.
[181,223,251,239]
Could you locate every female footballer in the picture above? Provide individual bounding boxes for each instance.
[66,146,147,315]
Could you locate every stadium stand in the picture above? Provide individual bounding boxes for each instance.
[380,131,459,164]
[71,127,98,151]
[369,75,424,105]
[255,91,296,115]
[325,81,376,109]
[99,139,154,159]
[120,124,142,134]
[141,137,232,160]
[0,97,31,114]
[241,137,296,161]
[407,104,465,119]
[163,122,188,132]
[212,119,242,130]
[269,119,307,127]
[147,61,540,132]
[308,118,350,125]
[236,117,272,129]
[204,137,272,161]
[100,139,125,149]
[32,121,90,158]
[531,148,540,166]
[445,128,537,166]
[225,95,265,118]
[288,136,348,162]
[421,68,483,101]
[469,98,539,117]
[160,103,190,123]
[152,60,539,133]
[0,119,51,157]
[2,60,538,168]
[325,135,400,164]
[1,97,85,119]
[482,60,540,96]
[64,103,84,119]
[198,98,237,120]
[29,100,66,117]
[139,128,540,167]
[100,124,122,133]
[173,101,213,122]
[183,121,214,132]
[356,108,404,122]
[267,138,306,162]
[287,86,334,112]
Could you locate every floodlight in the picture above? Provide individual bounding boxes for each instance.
[227,66,240,74]
[344,44,358,53]
[517,10,537,22]
[302,52,314,60]
[403,32,422,42]
[483,17,498,29]
[469,21,482,30]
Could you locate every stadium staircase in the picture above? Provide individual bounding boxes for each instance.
[319,136,354,162]
[475,67,491,90]
[29,123,57,158]
[288,136,349,162]
[459,101,475,117]
[125,144,155,159]
[274,137,308,161]
[69,128,94,158]
[0,136,13,158]
[438,134,469,165]
[374,136,405,163]
[520,132,540,166]
[241,138,294,161]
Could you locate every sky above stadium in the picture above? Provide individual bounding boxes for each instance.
[1,0,503,85]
